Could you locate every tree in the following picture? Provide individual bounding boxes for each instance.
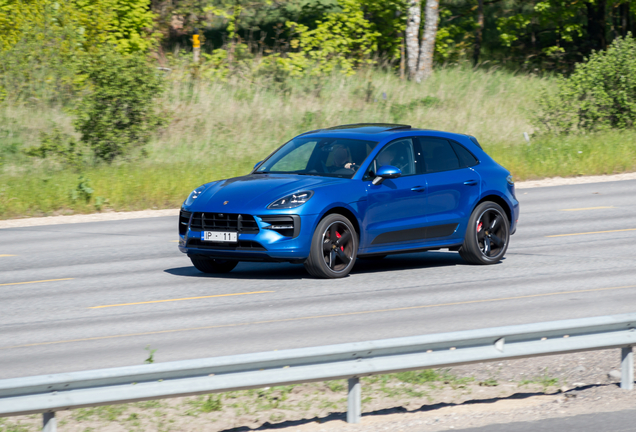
[415,0,440,82]
[473,0,484,65]
[405,0,440,81]
[405,0,421,79]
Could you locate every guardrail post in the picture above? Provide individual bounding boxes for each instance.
[42,412,56,432]
[621,347,634,390]
[347,377,361,424]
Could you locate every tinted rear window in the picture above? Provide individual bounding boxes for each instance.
[420,137,460,173]
[451,142,479,168]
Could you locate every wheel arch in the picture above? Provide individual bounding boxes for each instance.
[475,194,513,224]
[320,206,362,240]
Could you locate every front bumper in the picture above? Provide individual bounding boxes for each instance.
[178,210,319,262]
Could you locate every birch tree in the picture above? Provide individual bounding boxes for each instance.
[415,0,440,82]
[405,0,421,80]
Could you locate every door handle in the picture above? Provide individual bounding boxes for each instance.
[464,180,478,186]
[411,186,426,192]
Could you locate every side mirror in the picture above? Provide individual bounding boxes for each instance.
[253,160,263,170]
[372,165,401,185]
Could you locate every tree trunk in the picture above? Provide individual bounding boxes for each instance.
[620,2,630,37]
[415,0,440,82]
[586,0,607,52]
[473,0,484,66]
[405,0,421,80]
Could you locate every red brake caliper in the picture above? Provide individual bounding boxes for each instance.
[336,231,344,250]
[477,222,483,233]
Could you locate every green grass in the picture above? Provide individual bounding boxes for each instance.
[1,64,635,219]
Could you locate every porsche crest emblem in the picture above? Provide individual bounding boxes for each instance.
[223,201,229,205]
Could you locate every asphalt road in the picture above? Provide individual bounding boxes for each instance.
[457,409,636,432]
[1,179,636,379]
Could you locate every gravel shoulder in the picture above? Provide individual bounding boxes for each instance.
[2,171,636,229]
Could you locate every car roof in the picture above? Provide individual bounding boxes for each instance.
[297,124,482,148]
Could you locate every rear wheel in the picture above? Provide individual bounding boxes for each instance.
[190,256,238,273]
[459,202,510,265]
[304,214,358,278]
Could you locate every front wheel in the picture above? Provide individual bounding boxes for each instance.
[459,202,510,265]
[190,256,238,274]
[304,214,358,278]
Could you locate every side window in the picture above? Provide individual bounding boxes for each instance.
[420,137,460,173]
[451,142,479,168]
[366,138,417,179]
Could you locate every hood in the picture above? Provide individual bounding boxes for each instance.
[188,174,345,213]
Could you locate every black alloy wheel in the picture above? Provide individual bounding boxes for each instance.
[459,202,510,265]
[305,214,358,278]
[190,256,239,273]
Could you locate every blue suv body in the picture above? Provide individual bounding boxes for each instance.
[179,124,519,278]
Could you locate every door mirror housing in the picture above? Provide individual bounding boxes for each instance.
[372,165,402,185]
[253,160,263,170]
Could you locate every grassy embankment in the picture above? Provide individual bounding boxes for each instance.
[2,65,636,219]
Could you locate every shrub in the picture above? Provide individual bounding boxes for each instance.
[24,128,85,172]
[535,34,636,134]
[74,51,166,162]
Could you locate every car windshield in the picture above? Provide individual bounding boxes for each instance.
[255,137,379,178]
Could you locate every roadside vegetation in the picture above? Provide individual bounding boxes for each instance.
[3,0,636,219]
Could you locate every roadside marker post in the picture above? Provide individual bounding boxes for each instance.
[192,30,201,63]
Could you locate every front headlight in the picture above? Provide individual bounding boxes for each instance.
[184,185,206,206]
[267,191,314,210]
[506,174,514,186]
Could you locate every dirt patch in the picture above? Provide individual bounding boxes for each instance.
[2,349,633,432]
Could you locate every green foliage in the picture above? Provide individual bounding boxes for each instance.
[107,0,157,53]
[24,128,85,172]
[144,345,157,364]
[75,50,166,162]
[0,0,156,104]
[357,0,406,62]
[535,35,636,134]
[70,176,94,203]
[283,0,381,76]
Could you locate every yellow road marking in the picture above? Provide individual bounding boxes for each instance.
[90,291,274,309]
[0,278,74,287]
[4,284,636,351]
[559,206,614,212]
[170,240,179,243]
[547,228,636,238]
[0,254,16,257]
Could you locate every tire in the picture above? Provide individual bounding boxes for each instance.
[459,201,510,265]
[304,214,358,278]
[190,256,239,274]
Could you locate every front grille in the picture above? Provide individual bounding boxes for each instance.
[187,239,266,251]
[260,215,299,238]
[189,213,259,233]
[179,210,192,235]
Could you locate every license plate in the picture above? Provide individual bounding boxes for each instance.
[201,231,238,243]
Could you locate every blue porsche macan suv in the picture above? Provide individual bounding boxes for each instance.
[178,124,519,278]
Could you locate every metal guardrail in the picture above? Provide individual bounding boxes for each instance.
[1,313,635,432]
